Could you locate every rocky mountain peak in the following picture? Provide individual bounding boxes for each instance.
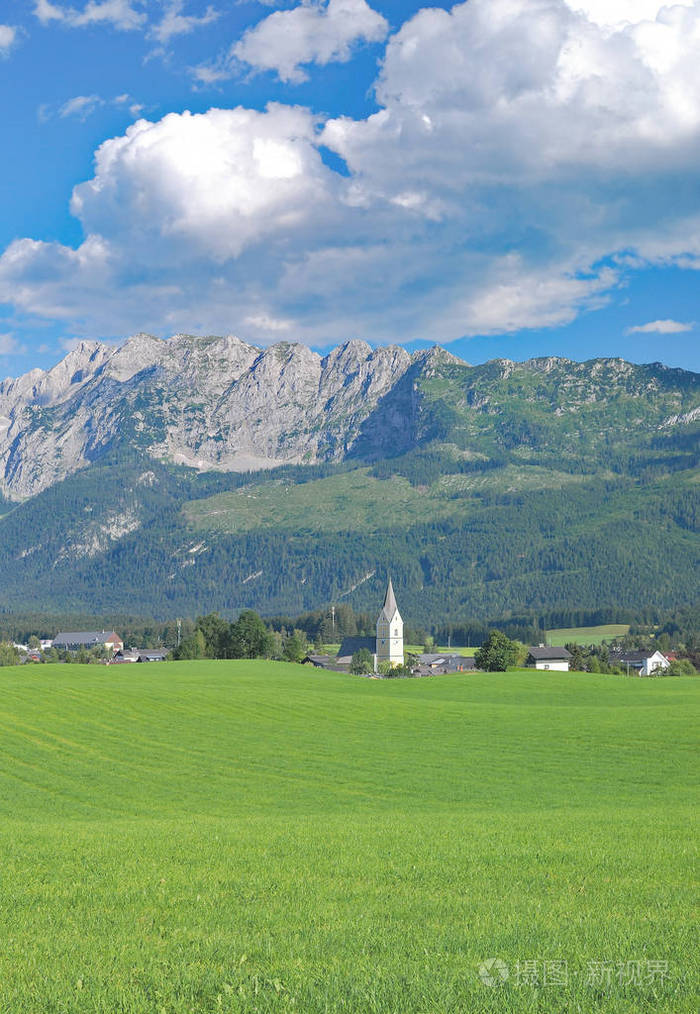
[1,337,697,502]
[526,356,572,374]
[411,345,465,371]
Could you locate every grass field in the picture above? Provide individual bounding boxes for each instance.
[546,624,632,646]
[0,663,696,1012]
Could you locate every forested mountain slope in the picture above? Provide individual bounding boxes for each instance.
[0,337,697,621]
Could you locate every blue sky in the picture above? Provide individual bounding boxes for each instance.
[1,0,698,379]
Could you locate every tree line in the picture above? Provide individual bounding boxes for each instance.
[172,611,311,664]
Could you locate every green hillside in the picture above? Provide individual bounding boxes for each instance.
[0,663,696,1012]
[0,457,697,622]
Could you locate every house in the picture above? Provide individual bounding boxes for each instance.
[137,650,168,662]
[609,650,670,676]
[412,653,475,674]
[53,630,124,654]
[113,648,168,663]
[301,653,333,668]
[336,636,375,666]
[526,646,572,671]
[301,654,350,673]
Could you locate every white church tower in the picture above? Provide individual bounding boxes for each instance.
[376,577,404,667]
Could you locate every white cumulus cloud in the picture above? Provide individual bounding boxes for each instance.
[68,104,338,259]
[205,0,389,84]
[4,0,700,347]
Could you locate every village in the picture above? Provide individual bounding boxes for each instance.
[5,578,678,677]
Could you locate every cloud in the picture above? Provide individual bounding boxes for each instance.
[33,0,146,31]
[149,1,219,46]
[243,312,293,332]
[323,0,700,186]
[0,25,19,57]
[626,319,695,334]
[0,106,348,341]
[200,0,389,84]
[68,105,338,259]
[563,1,695,30]
[40,92,144,122]
[113,92,145,116]
[59,94,104,119]
[0,334,26,357]
[4,0,700,347]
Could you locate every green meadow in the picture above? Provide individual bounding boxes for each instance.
[0,663,696,1013]
[182,465,588,536]
[546,625,631,646]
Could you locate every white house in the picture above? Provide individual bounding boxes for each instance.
[527,646,571,671]
[610,650,670,676]
[376,577,404,667]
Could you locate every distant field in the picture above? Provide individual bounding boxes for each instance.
[0,663,696,1012]
[404,643,478,657]
[547,624,631,645]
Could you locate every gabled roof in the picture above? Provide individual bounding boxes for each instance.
[54,630,121,645]
[337,636,375,661]
[527,646,572,660]
[610,650,666,663]
[417,653,470,666]
[379,577,401,621]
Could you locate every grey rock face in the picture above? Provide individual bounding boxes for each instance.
[3,335,696,502]
[0,334,413,500]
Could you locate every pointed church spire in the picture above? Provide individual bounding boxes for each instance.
[382,576,398,619]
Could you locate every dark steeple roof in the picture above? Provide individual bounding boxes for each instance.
[380,577,400,621]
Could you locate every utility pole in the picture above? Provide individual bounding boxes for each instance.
[177,618,181,648]
[331,605,335,637]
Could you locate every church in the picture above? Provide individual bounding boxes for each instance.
[375,577,404,666]
[335,577,404,669]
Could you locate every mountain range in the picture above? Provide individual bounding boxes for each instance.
[1,334,698,624]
